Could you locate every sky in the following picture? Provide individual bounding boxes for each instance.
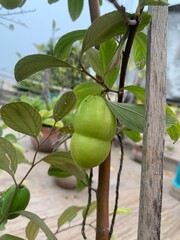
[0,0,179,82]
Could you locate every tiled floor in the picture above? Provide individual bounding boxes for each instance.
[0,136,180,240]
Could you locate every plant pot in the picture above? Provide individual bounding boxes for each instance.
[54,176,76,189]
[132,143,143,162]
[31,126,61,153]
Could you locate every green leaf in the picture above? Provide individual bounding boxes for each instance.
[109,208,132,215]
[76,178,87,192]
[59,124,74,134]
[110,234,118,240]
[0,126,2,137]
[107,101,145,133]
[100,38,120,88]
[137,12,152,32]
[53,91,76,122]
[25,220,40,240]
[82,201,97,217]
[124,85,145,103]
[133,32,147,70]
[48,166,72,178]
[58,206,83,228]
[99,0,103,5]
[1,102,42,137]
[85,48,102,76]
[116,208,132,214]
[166,123,180,143]
[74,82,103,107]
[54,30,86,60]
[13,143,29,164]
[81,11,127,54]
[166,104,177,119]
[39,109,52,119]
[165,108,178,129]
[0,235,25,240]
[123,128,142,142]
[107,100,177,133]
[15,54,74,82]
[42,151,88,184]
[100,38,118,74]
[17,210,57,240]
[48,0,59,3]
[0,220,7,231]
[139,0,168,9]
[106,44,122,73]
[68,0,84,21]
[124,85,178,131]
[4,133,17,143]
[0,137,17,177]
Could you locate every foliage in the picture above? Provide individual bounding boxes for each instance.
[16,21,90,98]
[0,117,28,165]
[0,0,179,239]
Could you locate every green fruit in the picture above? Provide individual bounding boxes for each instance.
[70,95,117,168]
[0,0,23,9]
[1,184,30,219]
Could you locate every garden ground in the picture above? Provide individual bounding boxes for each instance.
[0,134,180,240]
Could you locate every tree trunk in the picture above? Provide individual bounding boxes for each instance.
[138,6,168,240]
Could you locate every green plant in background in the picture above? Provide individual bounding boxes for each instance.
[19,94,73,128]
[0,115,28,165]
[0,0,180,240]
[15,20,91,107]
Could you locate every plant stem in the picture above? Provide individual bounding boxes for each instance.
[88,0,100,23]
[118,23,138,102]
[96,153,111,240]
[82,168,93,239]
[117,6,144,103]
[109,133,124,239]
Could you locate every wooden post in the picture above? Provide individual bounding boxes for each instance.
[138,6,168,240]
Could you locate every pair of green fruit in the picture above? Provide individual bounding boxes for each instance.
[0,0,24,9]
[1,184,30,220]
[70,95,117,169]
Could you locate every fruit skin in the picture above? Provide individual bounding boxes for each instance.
[0,0,23,9]
[70,95,117,168]
[1,184,30,219]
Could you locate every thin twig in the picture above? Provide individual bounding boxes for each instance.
[54,220,96,236]
[53,134,72,152]
[81,168,93,239]
[109,132,124,239]
[0,9,36,16]
[79,60,102,83]
[108,0,137,25]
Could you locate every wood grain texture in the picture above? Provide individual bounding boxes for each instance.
[138,6,168,240]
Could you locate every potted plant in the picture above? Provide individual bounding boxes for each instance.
[18,95,63,153]
[30,108,64,153]
[0,119,28,164]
